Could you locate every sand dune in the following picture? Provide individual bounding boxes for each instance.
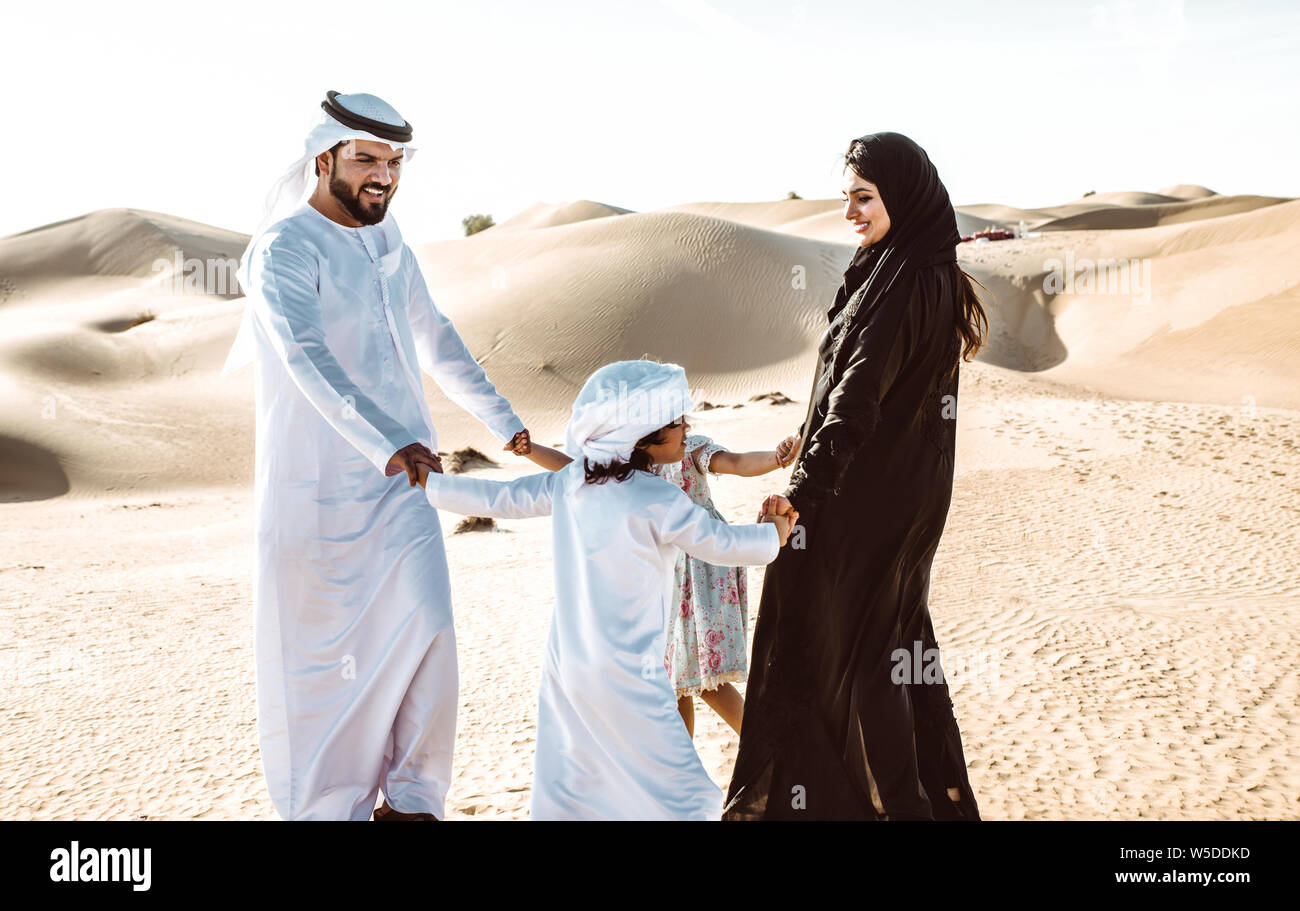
[2,185,1296,499]
[663,198,861,244]
[0,209,251,496]
[413,207,851,443]
[489,200,631,232]
[957,191,1287,234]
[1,184,1297,821]
[1036,194,1288,231]
[0,208,246,307]
[957,198,1300,408]
[1065,191,1193,206]
[1157,183,1218,200]
[661,191,1288,239]
[2,363,1296,820]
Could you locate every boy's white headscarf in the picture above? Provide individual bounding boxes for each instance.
[563,361,694,490]
[221,91,418,377]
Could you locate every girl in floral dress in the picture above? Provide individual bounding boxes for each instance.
[656,429,801,738]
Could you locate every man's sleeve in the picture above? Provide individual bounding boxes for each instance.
[405,254,526,444]
[247,234,420,473]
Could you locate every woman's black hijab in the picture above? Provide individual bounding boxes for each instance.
[804,132,963,435]
[829,132,962,328]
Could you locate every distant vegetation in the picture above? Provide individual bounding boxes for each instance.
[462,214,496,236]
[1082,190,1096,197]
[786,191,802,200]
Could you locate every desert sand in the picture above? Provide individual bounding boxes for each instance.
[1,185,1296,819]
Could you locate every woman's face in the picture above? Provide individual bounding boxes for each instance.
[842,170,891,247]
[640,417,692,465]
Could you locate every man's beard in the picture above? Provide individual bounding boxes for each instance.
[329,175,395,226]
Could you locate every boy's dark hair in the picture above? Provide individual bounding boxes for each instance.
[583,425,671,485]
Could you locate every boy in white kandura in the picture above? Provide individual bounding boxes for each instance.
[418,360,797,820]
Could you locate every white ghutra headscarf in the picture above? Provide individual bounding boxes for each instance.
[563,361,694,490]
[221,91,418,377]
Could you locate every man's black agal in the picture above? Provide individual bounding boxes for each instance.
[321,90,414,143]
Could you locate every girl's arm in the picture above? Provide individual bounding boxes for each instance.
[704,434,801,478]
[418,463,556,519]
[521,442,574,472]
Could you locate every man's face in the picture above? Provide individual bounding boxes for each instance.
[322,139,404,225]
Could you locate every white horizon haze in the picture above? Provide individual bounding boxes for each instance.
[2,0,1297,243]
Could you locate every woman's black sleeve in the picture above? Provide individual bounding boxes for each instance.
[783,284,919,512]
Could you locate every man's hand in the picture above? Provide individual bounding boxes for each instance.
[416,462,434,489]
[386,443,443,487]
[504,429,531,456]
[756,493,800,528]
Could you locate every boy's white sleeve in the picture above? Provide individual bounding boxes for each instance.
[424,469,556,519]
[658,489,780,566]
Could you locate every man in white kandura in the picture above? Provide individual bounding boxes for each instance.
[222,90,531,821]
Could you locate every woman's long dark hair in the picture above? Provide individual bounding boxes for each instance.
[583,426,671,485]
[844,137,989,368]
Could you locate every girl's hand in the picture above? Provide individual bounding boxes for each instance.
[504,429,532,456]
[775,434,801,468]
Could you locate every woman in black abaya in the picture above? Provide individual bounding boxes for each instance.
[724,132,985,820]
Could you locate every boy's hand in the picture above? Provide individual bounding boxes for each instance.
[761,512,792,547]
[416,460,442,489]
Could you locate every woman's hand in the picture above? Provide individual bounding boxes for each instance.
[757,493,799,529]
[775,433,802,468]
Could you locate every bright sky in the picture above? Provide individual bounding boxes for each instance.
[3,0,1297,242]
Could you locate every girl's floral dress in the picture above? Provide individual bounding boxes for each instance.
[655,434,749,697]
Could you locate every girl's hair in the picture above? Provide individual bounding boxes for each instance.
[584,425,672,485]
[843,142,989,371]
